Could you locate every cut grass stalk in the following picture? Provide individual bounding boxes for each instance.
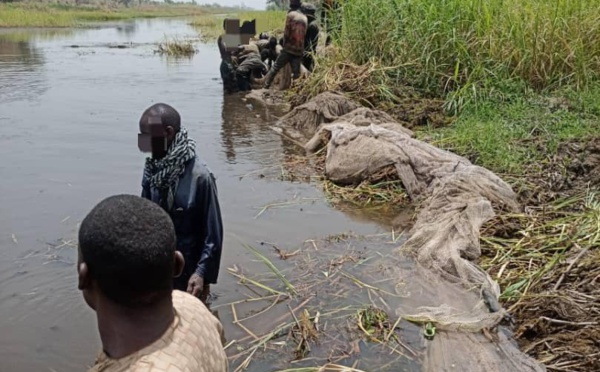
[322,179,407,208]
[211,293,281,310]
[233,321,295,372]
[244,243,298,295]
[228,266,289,297]
[340,271,402,298]
[231,303,259,340]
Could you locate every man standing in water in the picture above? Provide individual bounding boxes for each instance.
[79,195,227,371]
[218,19,238,93]
[263,0,307,89]
[139,103,223,304]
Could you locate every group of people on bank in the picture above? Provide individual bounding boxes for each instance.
[218,0,321,93]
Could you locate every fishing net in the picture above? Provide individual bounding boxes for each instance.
[280,93,545,371]
[276,92,359,141]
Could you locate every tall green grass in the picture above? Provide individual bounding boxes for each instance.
[331,0,600,111]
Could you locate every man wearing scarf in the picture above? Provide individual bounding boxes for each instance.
[139,103,223,304]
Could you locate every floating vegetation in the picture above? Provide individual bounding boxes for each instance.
[155,37,197,57]
[219,233,422,372]
[322,179,407,209]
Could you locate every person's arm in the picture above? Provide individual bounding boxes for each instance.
[141,178,151,199]
[309,24,319,53]
[193,173,223,285]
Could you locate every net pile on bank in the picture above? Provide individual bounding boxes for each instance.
[270,92,546,371]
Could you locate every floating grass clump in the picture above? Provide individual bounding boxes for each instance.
[156,38,197,57]
[322,179,408,209]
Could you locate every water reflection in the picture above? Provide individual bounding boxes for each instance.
[115,22,137,38]
[219,92,292,165]
[0,28,74,43]
[221,93,255,163]
[0,37,46,103]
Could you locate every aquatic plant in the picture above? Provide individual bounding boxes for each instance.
[155,37,197,57]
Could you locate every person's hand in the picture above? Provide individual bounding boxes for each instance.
[187,274,204,298]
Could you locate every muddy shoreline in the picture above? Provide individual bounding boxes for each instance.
[239,83,599,371]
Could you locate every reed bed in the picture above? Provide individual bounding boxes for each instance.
[317,0,600,112]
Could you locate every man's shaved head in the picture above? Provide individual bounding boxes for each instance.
[139,103,181,133]
[138,103,182,159]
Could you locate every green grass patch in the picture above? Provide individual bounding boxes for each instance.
[418,84,600,174]
[191,10,286,41]
[0,3,207,28]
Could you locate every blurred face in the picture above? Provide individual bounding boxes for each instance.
[138,116,170,159]
[290,0,301,9]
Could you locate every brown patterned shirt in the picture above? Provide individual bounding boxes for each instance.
[89,291,228,372]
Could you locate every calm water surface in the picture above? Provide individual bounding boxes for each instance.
[0,19,389,371]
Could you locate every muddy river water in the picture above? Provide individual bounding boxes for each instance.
[0,19,392,371]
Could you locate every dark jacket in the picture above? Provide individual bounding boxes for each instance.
[305,18,319,54]
[217,35,230,62]
[142,156,223,288]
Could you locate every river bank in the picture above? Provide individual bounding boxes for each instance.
[0,3,207,28]
[192,1,599,369]
[1,2,596,369]
[289,0,600,367]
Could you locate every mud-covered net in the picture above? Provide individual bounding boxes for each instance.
[276,92,545,371]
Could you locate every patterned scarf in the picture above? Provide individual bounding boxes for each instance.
[143,127,196,211]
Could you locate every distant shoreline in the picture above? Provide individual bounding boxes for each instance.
[0,3,227,28]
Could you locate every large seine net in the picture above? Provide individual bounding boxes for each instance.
[275,92,546,371]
